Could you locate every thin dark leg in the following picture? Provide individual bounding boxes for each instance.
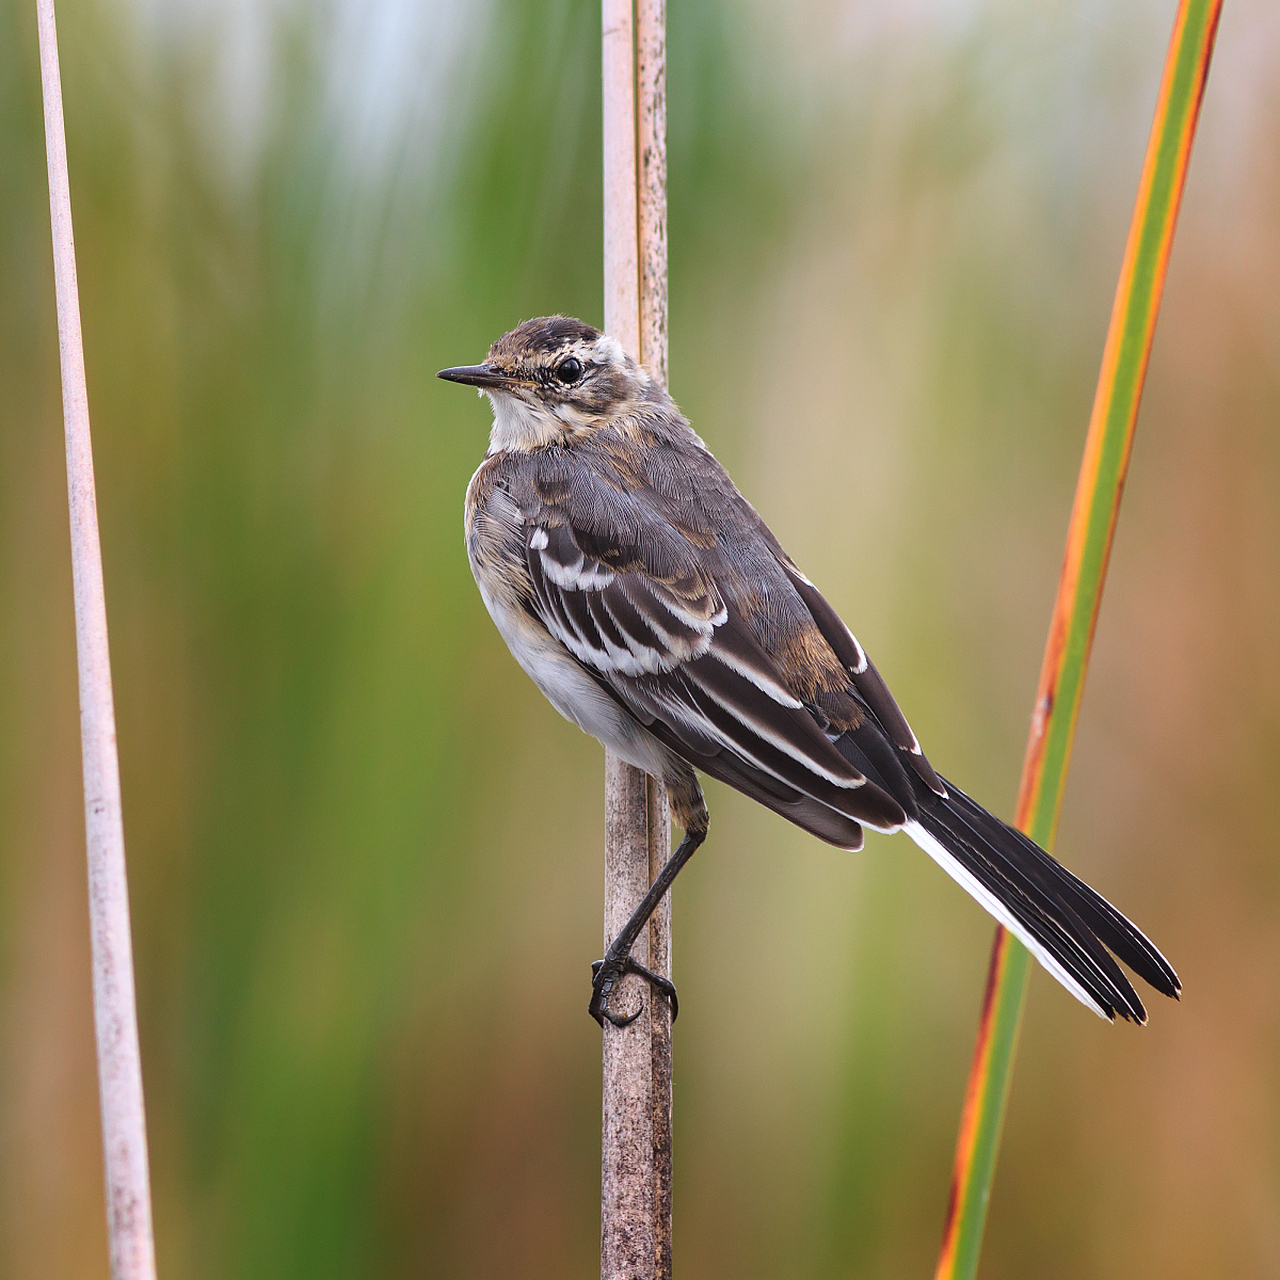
[590,826,706,1028]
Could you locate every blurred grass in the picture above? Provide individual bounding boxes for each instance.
[1,1,1279,1278]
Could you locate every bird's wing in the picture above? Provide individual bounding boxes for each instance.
[775,558,946,796]
[518,466,908,833]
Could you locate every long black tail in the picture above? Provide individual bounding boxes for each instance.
[905,778,1180,1023]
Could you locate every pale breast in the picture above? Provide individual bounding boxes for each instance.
[464,450,676,780]
[465,453,530,621]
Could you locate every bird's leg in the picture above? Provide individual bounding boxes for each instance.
[590,825,706,1028]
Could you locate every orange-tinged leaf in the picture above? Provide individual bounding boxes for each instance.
[935,4,1222,1278]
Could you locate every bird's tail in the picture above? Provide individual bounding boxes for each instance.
[904,778,1180,1022]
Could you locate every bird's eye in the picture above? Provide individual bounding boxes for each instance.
[555,357,583,384]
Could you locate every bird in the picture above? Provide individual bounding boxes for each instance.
[438,315,1180,1029]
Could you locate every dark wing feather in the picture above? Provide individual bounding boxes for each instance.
[780,560,946,796]
[645,716,870,850]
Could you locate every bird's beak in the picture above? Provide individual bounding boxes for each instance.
[436,362,526,390]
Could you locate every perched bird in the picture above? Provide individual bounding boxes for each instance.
[439,316,1179,1028]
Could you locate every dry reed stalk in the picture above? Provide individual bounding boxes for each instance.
[601,1,671,1276]
[35,2,158,1278]
[636,4,672,1274]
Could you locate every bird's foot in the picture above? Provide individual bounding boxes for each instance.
[589,953,679,1028]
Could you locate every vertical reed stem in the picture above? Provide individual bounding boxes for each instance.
[601,1,671,1277]
[636,6,671,1274]
[35,3,158,1279]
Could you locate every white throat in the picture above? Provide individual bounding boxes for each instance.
[485,390,563,454]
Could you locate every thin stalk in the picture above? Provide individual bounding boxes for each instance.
[636,3,673,1276]
[934,4,1223,1278]
[601,1,671,1278]
[36,2,158,1278]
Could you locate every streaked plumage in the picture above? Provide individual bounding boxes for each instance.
[440,316,1180,1026]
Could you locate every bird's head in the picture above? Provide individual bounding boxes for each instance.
[438,316,651,452]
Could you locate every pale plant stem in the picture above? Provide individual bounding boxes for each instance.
[636,6,672,1274]
[601,1,671,1278]
[36,3,158,1278]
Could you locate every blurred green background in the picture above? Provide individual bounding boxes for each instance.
[2,0,1278,1276]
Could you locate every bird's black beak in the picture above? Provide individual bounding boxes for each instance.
[436,362,525,390]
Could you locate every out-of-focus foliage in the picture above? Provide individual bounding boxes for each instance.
[1,2,1277,1278]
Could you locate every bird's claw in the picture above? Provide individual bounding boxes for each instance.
[589,954,679,1028]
